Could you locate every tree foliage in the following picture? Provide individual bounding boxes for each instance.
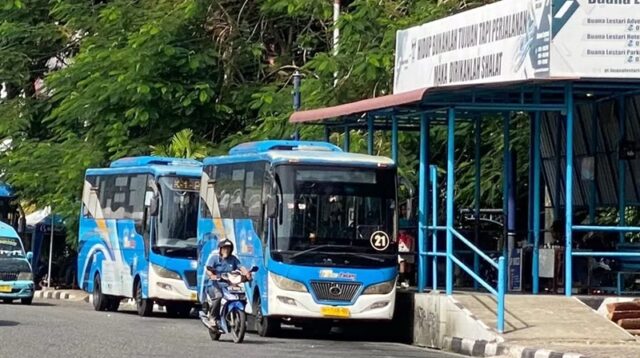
[0,0,524,249]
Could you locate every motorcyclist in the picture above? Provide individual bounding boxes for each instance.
[200,239,251,327]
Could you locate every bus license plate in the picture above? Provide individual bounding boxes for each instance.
[0,285,11,293]
[190,293,197,301]
[320,306,350,318]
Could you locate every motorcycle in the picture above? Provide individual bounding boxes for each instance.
[200,266,259,343]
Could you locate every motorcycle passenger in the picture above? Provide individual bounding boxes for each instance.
[200,239,251,327]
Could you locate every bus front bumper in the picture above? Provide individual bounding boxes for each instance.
[0,280,35,299]
[267,275,395,320]
[148,268,198,303]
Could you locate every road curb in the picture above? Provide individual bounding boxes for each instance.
[34,290,89,302]
[502,345,589,358]
[442,336,503,357]
[442,337,589,358]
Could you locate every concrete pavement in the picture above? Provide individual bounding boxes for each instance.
[0,298,464,358]
[449,293,640,358]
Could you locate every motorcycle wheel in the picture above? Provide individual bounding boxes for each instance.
[230,310,247,344]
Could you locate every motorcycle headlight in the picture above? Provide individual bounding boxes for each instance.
[363,279,396,295]
[17,272,33,281]
[151,264,182,280]
[269,272,307,292]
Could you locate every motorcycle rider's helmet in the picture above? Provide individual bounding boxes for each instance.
[218,239,234,255]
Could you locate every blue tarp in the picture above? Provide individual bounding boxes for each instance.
[0,182,13,198]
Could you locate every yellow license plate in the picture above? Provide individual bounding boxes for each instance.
[320,306,350,318]
[0,285,11,293]
[190,293,197,301]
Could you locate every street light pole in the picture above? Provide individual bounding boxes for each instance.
[292,70,301,140]
[333,0,340,86]
[47,209,53,289]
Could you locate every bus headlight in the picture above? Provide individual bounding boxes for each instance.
[151,264,182,280]
[17,272,33,281]
[270,273,307,292]
[362,279,395,295]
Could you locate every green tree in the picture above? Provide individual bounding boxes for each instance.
[151,128,209,160]
[1,0,511,249]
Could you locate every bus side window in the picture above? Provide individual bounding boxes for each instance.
[83,175,102,219]
[129,174,147,234]
[200,166,213,219]
[244,162,265,234]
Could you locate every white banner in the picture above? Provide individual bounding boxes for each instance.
[394,0,552,94]
[551,0,640,78]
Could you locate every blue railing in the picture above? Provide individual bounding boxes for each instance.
[569,225,640,295]
[419,165,506,333]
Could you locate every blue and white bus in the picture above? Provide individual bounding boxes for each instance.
[78,156,202,317]
[197,141,398,336]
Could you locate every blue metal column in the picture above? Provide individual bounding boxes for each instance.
[565,83,575,297]
[343,126,350,152]
[502,112,510,263]
[589,103,598,224]
[618,96,626,243]
[392,114,399,163]
[367,116,374,155]
[554,112,562,220]
[418,114,428,292]
[431,165,438,291]
[446,108,456,295]
[497,256,506,333]
[474,116,481,290]
[532,88,542,294]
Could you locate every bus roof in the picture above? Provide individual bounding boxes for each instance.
[0,221,19,239]
[204,140,395,168]
[86,156,202,177]
[109,156,201,168]
[229,140,342,155]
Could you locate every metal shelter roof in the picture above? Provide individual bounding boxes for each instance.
[288,78,640,210]
[289,79,640,126]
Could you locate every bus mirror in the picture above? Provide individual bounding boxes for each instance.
[149,195,159,216]
[145,191,154,207]
[26,252,33,263]
[266,194,277,218]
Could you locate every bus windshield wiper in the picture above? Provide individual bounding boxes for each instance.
[322,251,385,263]
[290,244,352,259]
[344,252,385,263]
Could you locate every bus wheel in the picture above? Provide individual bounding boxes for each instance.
[255,297,279,337]
[106,297,120,312]
[302,321,332,338]
[21,297,33,305]
[135,280,153,317]
[93,274,108,311]
[166,303,190,318]
[3,299,13,304]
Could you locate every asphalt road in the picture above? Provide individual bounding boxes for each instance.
[0,299,463,358]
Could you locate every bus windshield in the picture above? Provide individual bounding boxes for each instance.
[154,176,199,257]
[0,236,24,258]
[273,165,397,267]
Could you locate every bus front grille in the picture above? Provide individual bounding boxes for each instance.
[183,270,197,288]
[0,272,19,281]
[310,281,361,302]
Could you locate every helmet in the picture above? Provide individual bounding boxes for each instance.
[218,239,234,254]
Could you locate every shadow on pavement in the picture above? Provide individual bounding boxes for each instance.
[30,302,56,307]
[0,320,19,327]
